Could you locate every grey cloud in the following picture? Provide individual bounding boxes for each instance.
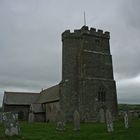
[0,94,3,105]
[110,0,140,80]
[0,0,140,106]
[117,76,140,104]
[122,0,140,29]
[0,0,62,92]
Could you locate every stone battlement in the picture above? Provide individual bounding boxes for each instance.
[62,26,110,39]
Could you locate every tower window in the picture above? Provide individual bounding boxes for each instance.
[98,87,106,102]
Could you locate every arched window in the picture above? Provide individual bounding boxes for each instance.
[98,87,106,102]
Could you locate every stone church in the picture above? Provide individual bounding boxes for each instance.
[2,26,118,122]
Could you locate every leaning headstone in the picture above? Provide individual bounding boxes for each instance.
[99,108,105,123]
[105,109,114,132]
[2,112,20,136]
[56,109,65,131]
[73,110,80,131]
[124,112,129,128]
[28,112,34,123]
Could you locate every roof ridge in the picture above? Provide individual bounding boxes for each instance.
[5,91,40,95]
[40,84,59,93]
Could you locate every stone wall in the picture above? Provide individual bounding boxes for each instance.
[82,51,113,79]
[3,104,29,121]
[45,102,60,122]
[79,79,117,122]
[34,113,45,122]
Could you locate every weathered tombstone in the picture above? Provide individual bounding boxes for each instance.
[73,110,80,131]
[56,109,65,131]
[99,108,105,123]
[28,112,34,123]
[124,112,129,129]
[84,112,89,122]
[134,112,138,118]
[105,109,114,132]
[128,111,132,127]
[138,112,140,118]
[0,112,3,124]
[2,112,20,136]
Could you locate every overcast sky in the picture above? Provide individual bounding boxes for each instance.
[0,0,140,106]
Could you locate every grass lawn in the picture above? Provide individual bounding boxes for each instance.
[0,119,140,140]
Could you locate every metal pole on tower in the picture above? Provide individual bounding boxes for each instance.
[84,11,86,26]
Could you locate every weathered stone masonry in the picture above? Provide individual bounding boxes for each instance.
[60,26,118,122]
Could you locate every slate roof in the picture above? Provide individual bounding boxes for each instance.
[36,84,60,104]
[30,103,45,113]
[3,91,40,105]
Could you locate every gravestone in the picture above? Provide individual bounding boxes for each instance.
[56,109,65,131]
[84,112,89,122]
[124,112,129,128]
[28,112,34,123]
[105,109,114,132]
[134,112,138,118]
[0,112,3,124]
[2,112,20,136]
[128,111,132,127]
[73,110,80,131]
[99,108,105,123]
[138,112,140,118]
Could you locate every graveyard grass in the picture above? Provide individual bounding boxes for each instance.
[0,119,140,140]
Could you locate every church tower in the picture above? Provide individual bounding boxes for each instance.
[60,26,118,122]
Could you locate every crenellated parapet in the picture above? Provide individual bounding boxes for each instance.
[62,26,110,40]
